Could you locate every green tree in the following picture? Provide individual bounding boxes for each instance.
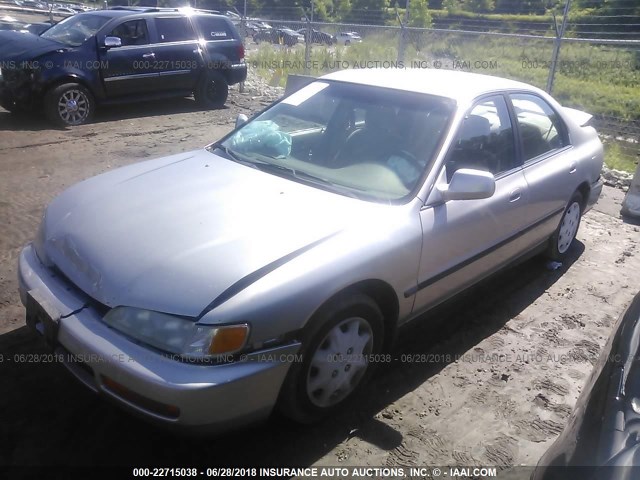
[346,0,389,23]
[442,0,462,13]
[463,0,494,12]
[408,0,432,27]
[334,0,352,19]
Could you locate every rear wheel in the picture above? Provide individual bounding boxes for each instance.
[194,71,228,109]
[547,191,583,261]
[44,83,94,126]
[278,294,384,423]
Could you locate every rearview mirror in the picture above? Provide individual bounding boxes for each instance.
[235,114,248,129]
[104,36,122,49]
[437,168,496,202]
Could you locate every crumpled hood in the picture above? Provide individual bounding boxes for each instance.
[0,30,63,61]
[40,149,368,317]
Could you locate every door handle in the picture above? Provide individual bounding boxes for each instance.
[509,189,522,202]
[142,53,155,59]
[569,162,577,174]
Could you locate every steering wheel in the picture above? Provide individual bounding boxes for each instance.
[326,110,359,167]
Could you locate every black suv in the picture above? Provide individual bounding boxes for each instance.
[0,7,247,126]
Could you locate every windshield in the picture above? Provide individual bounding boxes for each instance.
[215,81,454,202]
[41,14,110,46]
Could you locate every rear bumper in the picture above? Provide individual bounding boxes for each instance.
[226,62,247,85]
[585,176,604,214]
[18,244,300,434]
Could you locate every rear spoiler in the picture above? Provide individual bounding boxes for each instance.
[563,107,593,127]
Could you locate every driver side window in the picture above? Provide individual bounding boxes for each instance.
[109,20,149,46]
[446,95,516,181]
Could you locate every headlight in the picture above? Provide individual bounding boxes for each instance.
[102,307,249,361]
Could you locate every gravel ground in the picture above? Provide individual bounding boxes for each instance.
[0,75,639,477]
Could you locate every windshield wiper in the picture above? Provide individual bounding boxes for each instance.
[211,144,260,169]
[211,146,364,199]
[251,161,366,199]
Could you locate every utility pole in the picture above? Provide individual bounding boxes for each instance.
[304,0,314,74]
[397,0,410,63]
[546,0,572,94]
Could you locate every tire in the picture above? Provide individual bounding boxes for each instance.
[345,40,351,46]
[278,294,384,423]
[194,71,228,109]
[547,191,583,261]
[194,71,229,109]
[44,83,94,126]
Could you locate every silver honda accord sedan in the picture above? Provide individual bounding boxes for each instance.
[18,68,603,432]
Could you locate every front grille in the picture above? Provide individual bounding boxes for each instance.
[50,264,111,317]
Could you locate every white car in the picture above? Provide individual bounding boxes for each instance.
[336,31,362,45]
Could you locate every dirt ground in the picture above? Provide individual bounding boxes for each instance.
[1,81,639,477]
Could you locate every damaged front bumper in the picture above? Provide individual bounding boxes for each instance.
[17,243,301,433]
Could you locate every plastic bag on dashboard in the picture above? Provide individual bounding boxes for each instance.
[231,120,292,158]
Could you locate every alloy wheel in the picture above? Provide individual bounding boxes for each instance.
[57,88,90,125]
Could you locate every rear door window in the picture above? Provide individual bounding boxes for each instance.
[509,93,569,161]
[154,17,195,43]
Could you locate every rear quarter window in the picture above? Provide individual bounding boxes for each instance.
[193,16,234,40]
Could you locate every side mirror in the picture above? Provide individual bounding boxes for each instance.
[104,36,122,49]
[437,168,496,202]
[235,113,248,129]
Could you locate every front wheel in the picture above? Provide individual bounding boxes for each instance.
[44,83,94,126]
[278,294,384,423]
[194,71,228,109]
[547,191,583,261]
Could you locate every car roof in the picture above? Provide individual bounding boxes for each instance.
[320,68,541,103]
[78,8,229,21]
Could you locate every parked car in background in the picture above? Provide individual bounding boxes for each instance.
[52,7,76,15]
[20,21,54,35]
[0,7,247,125]
[296,28,335,45]
[224,10,241,22]
[254,27,303,46]
[240,20,263,37]
[532,292,640,480]
[336,31,362,45]
[19,69,603,432]
[22,0,46,9]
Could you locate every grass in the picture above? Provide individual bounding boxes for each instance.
[604,141,638,173]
